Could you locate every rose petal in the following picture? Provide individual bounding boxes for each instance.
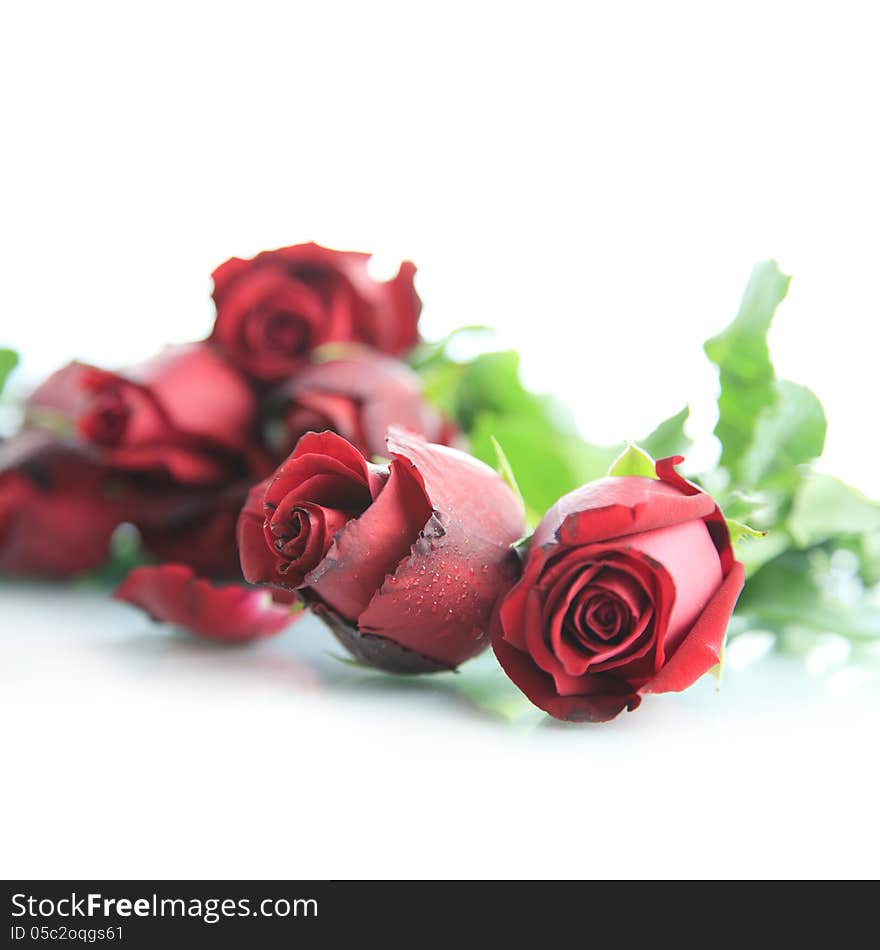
[490,611,639,723]
[114,564,298,642]
[306,455,433,621]
[655,455,737,575]
[265,430,385,500]
[549,476,718,550]
[278,352,447,458]
[351,428,526,668]
[237,479,275,582]
[211,268,327,380]
[286,389,366,450]
[639,561,746,695]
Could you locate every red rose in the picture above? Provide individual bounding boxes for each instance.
[490,456,745,722]
[268,349,456,460]
[210,242,421,382]
[238,428,525,672]
[0,430,126,577]
[24,343,271,578]
[27,343,265,486]
[114,564,300,642]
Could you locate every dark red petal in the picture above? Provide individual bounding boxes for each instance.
[114,564,298,642]
[306,454,433,621]
[490,610,639,723]
[123,343,257,451]
[639,560,746,695]
[260,244,421,356]
[137,494,243,579]
[308,600,451,674]
[286,390,365,449]
[0,432,123,577]
[27,347,260,486]
[265,467,371,514]
[278,352,445,458]
[238,479,284,586]
[547,476,717,550]
[210,267,328,381]
[210,255,252,307]
[352,428,526,668]
[276,430,385,497]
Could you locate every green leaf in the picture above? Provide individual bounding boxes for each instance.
[788,472,880,548]
[418,359,465,419]
[407,325,494,371]
[735,528,790,578]
[738,380,826,488]
[489,434,526,515]
[0,348,18,396]
[725,517,778,577]
[726,518,767,544]
[704,261,791,479]
[640,406,692,460]
[467,412,589,517]
[708,636,726,689]
[852,532,880,587]
[607,442,656,478]
[78,524,149,587]
[736,550,880,641]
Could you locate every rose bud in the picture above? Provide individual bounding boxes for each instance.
[0,430,126,577]
[210,242,421,383]
[268,349,457,460]
[114,564,301,642]
[238,428,525,672]
[490,456,745,722]
[27,343,266,486]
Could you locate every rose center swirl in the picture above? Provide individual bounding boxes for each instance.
[262,311,309,355]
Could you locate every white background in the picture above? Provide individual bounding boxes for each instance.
[1,2,879,879]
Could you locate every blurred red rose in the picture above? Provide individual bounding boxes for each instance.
[268,349,457,460]
[210,242,421,382]
[0,430,126,577]
[129,485,247,579]
[491,457,745,722]
[238,428,525,672]
[27,342,265,486]
[23,343,274,578]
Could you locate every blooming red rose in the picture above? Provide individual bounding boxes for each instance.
[114,564,299,641]
[27,343,265,486]
[268,349,456,460]
[491,456,745,722]
[0,430,127,577]
[210,242,421,382]
[238,428,525,672]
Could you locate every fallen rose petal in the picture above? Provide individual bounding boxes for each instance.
[114,564,299,641]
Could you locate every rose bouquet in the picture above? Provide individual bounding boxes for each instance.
[1,246,877,722]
